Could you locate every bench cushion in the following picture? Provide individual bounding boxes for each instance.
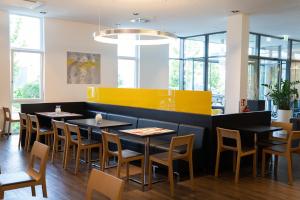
[178,124,205,150]
[107,114,137,130]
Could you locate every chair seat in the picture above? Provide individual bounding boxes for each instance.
[258,140,286,147]
[114,149,142,159]
[39,127,53,135]
[0,172,34,186]
[81,139,100,146]
[150,151,185,163]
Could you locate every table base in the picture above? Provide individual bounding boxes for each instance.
[129,173,165,185]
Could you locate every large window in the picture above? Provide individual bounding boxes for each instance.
[117,35,139,88]
[10,14,44,117]
[169,39,181,90]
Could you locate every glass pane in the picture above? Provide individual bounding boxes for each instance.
[249,34,258,56]
[291,62,300,94]
[169,39,181,58]
[10,14,41,50]
[292,41,300,60]
[118,59,136,88]
[208,57,225,106]
[117,34,136,57]
[12,52,42,100]
[184,60,193,90]
[247,59,259,100]
[194,61,205,90]
[259,59,280,100]
[184,36,205,58]
[208,33,226,57]
[260,36,288,59]
[169,59,180,90]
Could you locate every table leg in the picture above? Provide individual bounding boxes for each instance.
[129,137,164,185]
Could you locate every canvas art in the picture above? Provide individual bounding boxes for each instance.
[67,52,101,84]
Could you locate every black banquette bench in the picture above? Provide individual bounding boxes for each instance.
[21,101,272,175]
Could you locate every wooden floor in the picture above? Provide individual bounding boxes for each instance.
[1,135,300,200]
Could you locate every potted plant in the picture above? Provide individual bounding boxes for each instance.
[262,79,300,122]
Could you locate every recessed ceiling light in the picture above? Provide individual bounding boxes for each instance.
[231,10,240,14]
[40,10,47,15]
[130,18,150,23]
[132,12,139,16]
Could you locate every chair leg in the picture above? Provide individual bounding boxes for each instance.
[24,130,29,151]
[116,161,121,178]
[42,182,47,198]
[253,153,257,178]
[261,151,266,178]
[233,151,236,172]
[126,162,129,181]
[274,155,279,178]
[101,152,106,171]
[148,160,153,190]
[31,186,36,196]
[51,137,57,163]
[27,133,32,152]
[64,143,69,169]
[0,189,4,199]
[215,149,221,177]
[87,148,91,168]
[99,146,102,171]
[287,153,293,185]
[62,140,67,166]
[18,129,22,149]
[189,156,194,182]
[75,146,81,175]
[234,153,241,183]
[168,164,174,197]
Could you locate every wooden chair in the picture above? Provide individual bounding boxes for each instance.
[0,141,49,199]
[86,169,124,200]
[0,107,19,137]
[65,123,102,174]
[148,134,194,197]
[51,120,68,164]
[18,113,29,149]
[101,131,144,190]
[215,127,256,183]
[27,114,53,152]
[259,121,292,146]
[262,130,300,185]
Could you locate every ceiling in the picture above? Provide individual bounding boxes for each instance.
[1,0,300,39]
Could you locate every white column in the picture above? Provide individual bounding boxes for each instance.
[225,13,249,114]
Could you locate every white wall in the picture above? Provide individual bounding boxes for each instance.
[139,44,169,89]
[44,18,118,102]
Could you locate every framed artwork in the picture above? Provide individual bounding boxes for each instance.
[67,51,101,84]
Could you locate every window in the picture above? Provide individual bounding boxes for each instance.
[10,14,44,117]
[249,34,258,56]
[208,33,226,57]
[260,36,288,59]
[117,35,139,88]
[169,39,181,90]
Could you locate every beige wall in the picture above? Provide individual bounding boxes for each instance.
[44,18,118,102]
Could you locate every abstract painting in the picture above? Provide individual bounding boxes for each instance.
[67,51,101,84]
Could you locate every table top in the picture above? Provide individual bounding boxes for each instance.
[67,118,131,129]
[233,125,283,134]
[120,127,176,137]
[36,112,83,119]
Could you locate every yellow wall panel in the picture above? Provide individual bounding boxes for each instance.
[87,87,212,115]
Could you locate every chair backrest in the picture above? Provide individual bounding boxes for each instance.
[28,114,40,132]
[287,131,300,151]
[86,169,124,200]
[19,112,28,129]
[52,120,67,138]
[216,127,241,151]
[3,107,11,121]
[65,123,81,144]
[169,134,194,160]
[271,121,293,132]
[27,141,49,181]
[102,131,122,159]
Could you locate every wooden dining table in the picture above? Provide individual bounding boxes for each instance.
[120,127,176,185]
[36,111,83,121]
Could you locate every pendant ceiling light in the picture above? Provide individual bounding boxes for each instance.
[93,5,177,46]
[93,28,177,46]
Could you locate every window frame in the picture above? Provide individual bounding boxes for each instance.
[9,14,45,106]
